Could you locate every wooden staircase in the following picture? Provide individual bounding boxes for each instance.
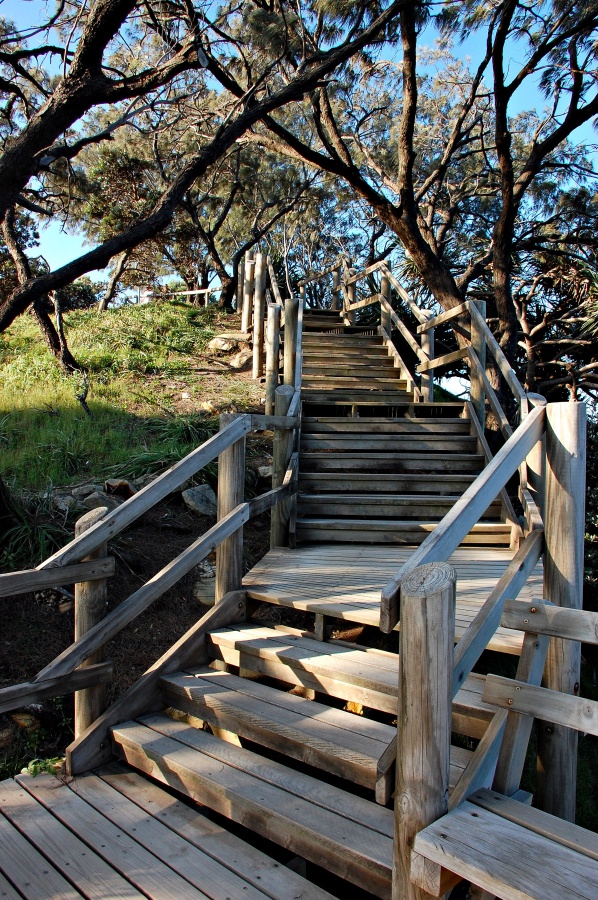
[297,307,514,548]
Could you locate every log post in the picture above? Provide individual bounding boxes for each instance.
[74,508,109,738]
[283,296,298,387]
[470,299,486,425]
[241,250,255,334]
[420,322,434,403]
[265,303,281,415]
[380,269,391,336]
[235,257,244,314]
[393,562,455,900]
[215,413,246,601]
[537,400,586,822]
[270,385,295,548]
[344,268,356,325]
[331,266,341,310]
[252,252,267,378]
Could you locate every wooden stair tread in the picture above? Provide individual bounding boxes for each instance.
[299,452,484,472]
[413,799,598,900]
[298,473,478,493]
[112,716,394,897]
[205,625,496,732]
[160,668,473,799]
[301,417,470,433]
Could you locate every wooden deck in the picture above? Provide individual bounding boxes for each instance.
[0,767,334,899]
[244,543,544,654]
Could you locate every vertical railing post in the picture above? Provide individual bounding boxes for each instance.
[420,316,434,403]
[215,413,246,602]
[470,299,487,425]
[241,249,255,334]
[283,296,298,388]
[537,400,586,821]
[344,268,356,326]
[393,562,455,900]
[271,385,295,548]
[74,507,109,738]
[265,303,281,415]
[252,252,267,378]
[380,269,391,335]
[331,266,341,310]
[235,257,244,314]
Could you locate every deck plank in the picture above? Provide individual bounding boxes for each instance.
[244,545,543,654]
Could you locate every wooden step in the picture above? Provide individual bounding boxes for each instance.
[298,472,478,494]
[297,494,502,520]
[299,451,485,473]
[112,715,394,898]
[160,667,396,802]
[300,435,478,453]
[296,519,513,546]
[205,625,496,736]
[300,391,414,405]
[301,417,471,434]
[303,346,390,358]
[302,333,383,344]
[303,361,397,373]
[302,376,408,389]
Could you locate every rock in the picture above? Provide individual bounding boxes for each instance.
[208,337,235,352]
[181,391,192,400]
[53,494,76,513]
[82,491,122,512]
[72,484,96,499]
[192,559,216,606]
[230,348,253,370]
[198,400,217,414]
[182,484,217,517]
[257,465,273,479]
[104,478,137,499]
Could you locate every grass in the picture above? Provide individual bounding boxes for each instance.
[0,301,262,490]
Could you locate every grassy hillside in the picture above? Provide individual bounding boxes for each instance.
[0,301,262,489]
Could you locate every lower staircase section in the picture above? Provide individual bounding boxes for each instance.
[106,624,499,899]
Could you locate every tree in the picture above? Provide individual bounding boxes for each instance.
[0,0,408,333]
[242,0,598,398]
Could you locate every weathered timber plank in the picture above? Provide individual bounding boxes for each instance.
[0,662,113,715]
[0,557,115,598]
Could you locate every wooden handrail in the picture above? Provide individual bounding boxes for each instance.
[297,255,348,287]
[380,404,546,632]
[467,348,513,440]
[0,662,114,715]
[416,301,469,333]
[416,347,468,373]
[379,264,428,324]
[33,478,298,683]
[0,557,114,598]
[343,260,387,285]
[468,301,527,412]
[380,297,428,363]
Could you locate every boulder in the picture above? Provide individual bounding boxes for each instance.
[208,337,235,352]
[104,478,137,499]
[182,483,217,517]
[72,484,96,499]
[257,465,273,479]
[230,348,253,370]
[82,491,122,512]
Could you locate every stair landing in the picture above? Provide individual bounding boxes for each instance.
[243,543,544,654]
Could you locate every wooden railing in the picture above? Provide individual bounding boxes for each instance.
[0,402,301,740]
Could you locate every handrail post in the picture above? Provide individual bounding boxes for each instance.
[235,256,244,314]
[252,252,266,378]
[537,400,586,821]
[420,313,434,402]
[271,385,295,548]
[470,299,487,424]
[283,296,298,387]
[265,303,281,415]
[345,267,356,325]
[393,562,455,899]
[215,413,246,601]
[331,266,341,310]
[241,249,255,334]
[380,269,391,335]
[74,507,109,738]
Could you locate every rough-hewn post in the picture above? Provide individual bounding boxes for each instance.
[537,400,586,822]
[235,257,244,314]
[393,562,455,900]
[74,508,109,738]
[265,303,281,415]
[252,252,267,378]
[283,296,298,387]
[331,266,341,310]
[380,270,391,336]
[420,323,434,403]
[470,299,486,424]
[270,385,295,548]
[215,413,246,601]
[241,250,255,333]
[344,268,356,325]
